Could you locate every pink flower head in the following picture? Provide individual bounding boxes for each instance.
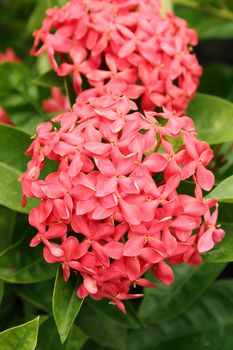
[0,107,13,126]
[43,87,70,113]
[20,89,223,312]
[0,48,21,64]
[31,0,202,114]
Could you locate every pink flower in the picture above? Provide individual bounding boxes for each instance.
[197,205,225,253]
[0,48,21,64]
[20,0,223,313]
[20,88,223,312]
[0,107,13,125]
[181,133,215,191]
[31,0,202,114]
[43,88,69,113]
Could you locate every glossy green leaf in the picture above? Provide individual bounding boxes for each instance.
[174,3,233,39]
[53,0,67,6]
[0,62,45,134]
[27,1,51,33]
[0,163,37,213]
[82,298,144,330]
[0,124,38,212]
[138,262,225,325]
[0,124,30,171]
[0,281,4,303]
[33,70,64,88]
[0,206,16,252]
[0,63,41,113]
[36,316,63,350]
[0,286,18,330]
[65,325,89,350]
[15,280,54,313]
[36,316,88,350]
[187,93,233,145]
[129,280,233,350]
[213,143,233,182]
[198,63,233,102]
[0,238,56,283]
[77,300,127,350]
[204,223,233,263]
[53,268,84,343]
[203,204,233,263]
[225,0,233,11]
[0,63,29,95]
[0,317,39,350]
[199,21,233,39]
[81,340,111,350]
[207,175,233,202]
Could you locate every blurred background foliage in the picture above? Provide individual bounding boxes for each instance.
[0,0,233,349]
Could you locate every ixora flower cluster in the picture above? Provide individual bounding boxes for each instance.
[20,0,223,313]
[31,0,202,114]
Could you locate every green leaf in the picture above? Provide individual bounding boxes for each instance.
[198,63,233,102]
[65,325,89,350]
[174,3,233,39]
[129,280,233,350]
[27,1,51,33]
[77,299,127,350]
[0,122,60,213]
[53,0,67,6]
[0,207,16,252]
[81,340,111,350]
[225,0,233,11]
[0,63,41,113]
[53,268,84,343]
[33,70,64,88]
[0,286,18,330]
[207,175,233,202]
[187,93,233,145]
[138,262,225,325]
[0,124,38,212]
[204,223,233,263]
[0,62,46,134]
[0,281,4,303]
[0,238,56,283]
[36,316,63,350]
[200,21,233,39]
[15,280,54,313]
[0,317,39,350]
[213,204,233,272]
[0,124,30,172]
[82,298,144,330]
[36,316,88,350]
[0,163,38,213]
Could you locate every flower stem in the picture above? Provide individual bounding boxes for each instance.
[161,0,173,16]
[64,78,72,109]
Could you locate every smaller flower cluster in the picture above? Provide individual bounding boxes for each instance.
[31,0,202,114]
[0,48,21,64]
[43,87,69,114]
[20,88,224,312]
